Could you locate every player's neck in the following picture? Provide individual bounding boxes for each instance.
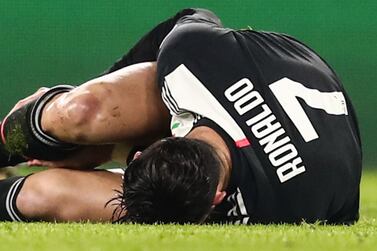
[186,126,231,190]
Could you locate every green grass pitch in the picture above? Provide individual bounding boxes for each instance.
[0,170,376,251]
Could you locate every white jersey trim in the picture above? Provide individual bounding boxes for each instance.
[163,64,248,142]
[226,188,250,224]
[6,177,25,222]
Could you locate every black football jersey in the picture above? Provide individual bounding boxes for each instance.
[108,9,362,224]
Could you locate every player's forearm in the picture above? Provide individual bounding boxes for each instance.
[0,62,166,166]
[26,142,135,170]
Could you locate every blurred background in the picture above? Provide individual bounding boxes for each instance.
[0,0,375,166]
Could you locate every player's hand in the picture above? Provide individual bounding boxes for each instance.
[0,87,50,168]
[27,145,114,169]
[7,87,50,116]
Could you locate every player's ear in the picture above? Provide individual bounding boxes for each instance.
[212,190,226,206]
[133,151,142,160]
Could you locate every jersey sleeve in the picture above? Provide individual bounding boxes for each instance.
[102,8,222,74]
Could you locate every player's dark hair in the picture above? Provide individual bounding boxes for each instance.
[112,137,221,224]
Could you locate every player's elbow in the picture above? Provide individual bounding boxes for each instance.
[41,90,102,143]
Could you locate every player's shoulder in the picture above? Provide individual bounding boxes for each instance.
[159,21,228,55]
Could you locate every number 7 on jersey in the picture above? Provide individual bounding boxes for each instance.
[269,78,348,142]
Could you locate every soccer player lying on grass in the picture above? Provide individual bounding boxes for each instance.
[0,8,362,224]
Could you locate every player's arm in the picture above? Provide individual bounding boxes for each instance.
[28,141,141,170]
[0,9,221,166]
[41,62,169,145]
[0,62,168,167]
[103,8,222,74]
[15,168,123,222]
